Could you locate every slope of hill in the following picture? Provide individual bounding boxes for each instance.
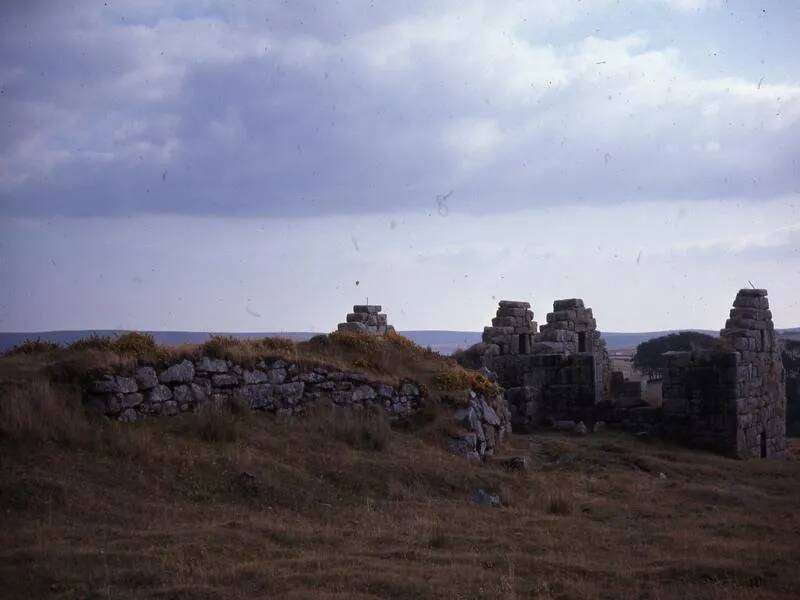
[1,399,799,598]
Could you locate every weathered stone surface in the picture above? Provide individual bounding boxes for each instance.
[195,356,228,373]
[242,369,268,385]
[553,298,584,311]
[499,300,530,309]
[338,322,367,334]
[275,382,305,404]
[88,377,121,394]
[121,393,144,408]
[113,378,136,393]
[353,305,382,314]
[352,385,376,402]
[471,488,501,507]
[212,374,239,388]
[147,384,172,403]
[172,385,191,405]
[266,368,287,384]
[119,408,138,422]
[159,360,195,384]
[400,383,419,396]
[239,384,273,409]
[134,367,158,390]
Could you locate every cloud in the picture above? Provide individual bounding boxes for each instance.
[1,1,798,218]
[657,0,723,12]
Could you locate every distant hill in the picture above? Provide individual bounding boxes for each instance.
[2,327,799,355]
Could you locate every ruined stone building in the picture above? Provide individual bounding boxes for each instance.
[477,298,611,431]
[473,289,787,459]
[660,289,786,458]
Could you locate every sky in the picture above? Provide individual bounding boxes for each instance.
[1,0,799,333]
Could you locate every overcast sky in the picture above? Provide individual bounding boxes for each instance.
[1,0,798,333]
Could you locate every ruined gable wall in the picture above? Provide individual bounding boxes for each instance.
[480,298,610,431]
[662,289,786,458]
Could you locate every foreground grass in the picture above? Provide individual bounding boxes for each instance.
[1,401,798,599]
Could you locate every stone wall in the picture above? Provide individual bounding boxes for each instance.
[86,356,424,421]
[662,289,786,458]
[780,338,800,436]
[84,354,509,460]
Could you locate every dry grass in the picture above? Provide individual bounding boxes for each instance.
[1,338,799,599]
[0,379,89,444]
[0,379,799,599]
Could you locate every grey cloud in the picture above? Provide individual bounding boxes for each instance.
[1,1,799,218]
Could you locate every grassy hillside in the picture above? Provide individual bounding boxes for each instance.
[1,334,799,599]
[2,404,799,599]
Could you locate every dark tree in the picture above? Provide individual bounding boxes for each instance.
[633,331,722,376]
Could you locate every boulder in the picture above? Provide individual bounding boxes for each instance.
[88,377,121,394]
[121,393,144,408]
[266,368,287,384]
[471,488,501,507]
[212,374,239,388]
[147,384,172,403]
[119,408,138,422]
[159,360,195,384]
[134,367,158,390]
[242,369,268,384]
[352,385,377,402]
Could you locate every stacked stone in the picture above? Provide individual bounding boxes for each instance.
[337,305,394,336]
[448,389,512,461]
[536,299,599,354]
[721,289,777,355]
[481,300,537,356]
